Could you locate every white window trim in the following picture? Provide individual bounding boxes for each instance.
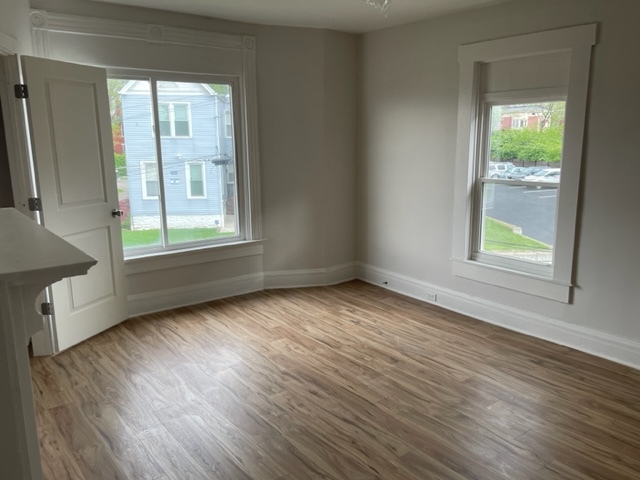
[140,161,159,200]
[30,10,263,261]
[159,101,192,138]
[452,24,597,303]
[185,161,207,199]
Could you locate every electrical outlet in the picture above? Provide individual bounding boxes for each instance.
[425,291,437,302]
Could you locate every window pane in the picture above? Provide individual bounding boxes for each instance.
[479,182,556,265]
[486,101,565,179]
[158,103,171,136]
[189,164,204,197]
[158,103,170,121]
[174,121,189,136]
[108,78,162,251]
[174,104,188,121]
[158,81,239,246]
[144,163,159,197]
[173,104,190,136]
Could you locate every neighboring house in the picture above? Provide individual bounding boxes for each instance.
[120,80,235,230]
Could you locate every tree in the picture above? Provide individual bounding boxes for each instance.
[490,101,565,164]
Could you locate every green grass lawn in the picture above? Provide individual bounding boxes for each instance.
[483,217,551,252]
[122,228,234,249]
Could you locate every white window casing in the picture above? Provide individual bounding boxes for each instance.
[452,24,597,303]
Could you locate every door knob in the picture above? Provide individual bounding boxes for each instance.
[111,209,124,217]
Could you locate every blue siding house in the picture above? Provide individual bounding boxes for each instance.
[120,80,234,230]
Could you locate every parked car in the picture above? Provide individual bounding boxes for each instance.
[523,168,561,183]
[488,162,515,178]
[507,166,529,179]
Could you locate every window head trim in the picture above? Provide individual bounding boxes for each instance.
[452,24,597,302]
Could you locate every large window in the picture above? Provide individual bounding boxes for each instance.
[110,76,241,253]
[452,25,596,302]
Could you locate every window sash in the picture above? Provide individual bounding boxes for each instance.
[472,177,558,275]
[469,93,566,277]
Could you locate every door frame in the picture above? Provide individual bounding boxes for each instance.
[0,54,56,355]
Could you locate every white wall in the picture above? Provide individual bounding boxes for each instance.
[30,0,359,310]
[0,0,32,54]
[0,1,32,208]
[359,0,640,365]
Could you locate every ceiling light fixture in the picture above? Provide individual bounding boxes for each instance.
[364,0,391,15]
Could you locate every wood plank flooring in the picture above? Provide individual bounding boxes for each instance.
[30,280,640,479]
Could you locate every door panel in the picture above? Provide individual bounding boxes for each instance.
[21,55,127,351]
[47,79,108,206]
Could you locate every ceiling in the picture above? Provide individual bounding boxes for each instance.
[89,0,511,33]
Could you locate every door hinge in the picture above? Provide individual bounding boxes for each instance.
[14,84,29,99]
[41,302,54,316]
[28,197,42,212]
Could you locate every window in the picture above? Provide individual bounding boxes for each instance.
[475,99,565,273]
[158,102,191,137]
[186,162,206,199]
[452,25,596,302]
[110,76,245,253]
[141,161,159,199]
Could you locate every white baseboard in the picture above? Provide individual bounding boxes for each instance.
[127,273,264,318]
[264,262,358,289]
[358,263,640,370]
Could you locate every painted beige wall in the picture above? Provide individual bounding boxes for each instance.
[359,0,640,341]
[30,0,359,295]
[0,0,32,54]
[0,0,32,209]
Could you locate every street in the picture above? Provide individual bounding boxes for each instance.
[486,183,558,245]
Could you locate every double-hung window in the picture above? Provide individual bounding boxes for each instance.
[159,102,191,137]
[452,25,596,302]
[110,74,248,253]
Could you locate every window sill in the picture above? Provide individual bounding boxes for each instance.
[452,258,571,303]
[125,240,264,275]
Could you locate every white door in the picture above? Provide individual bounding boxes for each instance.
[21,55,127,352]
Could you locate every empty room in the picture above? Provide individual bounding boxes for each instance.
[0,0,639,478]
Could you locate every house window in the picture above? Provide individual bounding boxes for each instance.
[141,161,159,199]
[158,102,191,137]
[511,117,528,129]
[186,162,206,199]
[111,76,245,252]
[452,24,596,302]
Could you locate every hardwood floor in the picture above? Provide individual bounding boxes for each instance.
[30,280,640,479]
